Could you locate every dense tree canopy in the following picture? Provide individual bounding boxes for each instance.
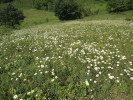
[0,4,25,28]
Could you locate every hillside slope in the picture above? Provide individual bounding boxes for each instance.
[0,20,133,99]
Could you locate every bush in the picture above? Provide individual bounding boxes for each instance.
[55,0,83,20]
[0,0,13,3]
[107,0,129,13]
[83,8,99,17]
[125,18,131,21]
[127,0,133,10]
[0,4,25,28]
[33,0,56,11]
[33,0,44,10]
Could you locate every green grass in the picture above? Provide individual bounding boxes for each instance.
[0,20,133,99]
[20,9,59,28]
[79,10,133,21]
[0,0,133,99]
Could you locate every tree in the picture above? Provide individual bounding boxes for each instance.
[107,0,129,13]
[127,0,133,10]
[55,0,82,20]
[0,4,25,28]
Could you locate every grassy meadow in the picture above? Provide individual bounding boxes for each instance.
[0,0,133,100]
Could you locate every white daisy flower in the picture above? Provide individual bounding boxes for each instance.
[94,80,97,83]
[51,79,55,82]
[31,90,35,93]
[36,57,39,60]
[12,72,15,75]
[55,76,58,79]
[94,67,99,71]
[109,75,114,79]
[130,77,133,80]
[45,71,48,73]
[130,68,133,71]
[13,95,18,99]
[41,65,44,68]
[116,80,120,83]
[34,73,37,75]
[96,74,99,77]
[85,79,89,86]
[27,92,31,95]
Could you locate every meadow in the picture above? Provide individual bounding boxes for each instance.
[0,20,133,99]
[0,0,133,100]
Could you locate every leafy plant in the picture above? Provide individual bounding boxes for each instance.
[0,4,25,28]
[125,18,131,21]
[83,8,99,17]
[33,0,56,11]
[55,0,83,20]
[107,0,129,13]
[127,0,133,10]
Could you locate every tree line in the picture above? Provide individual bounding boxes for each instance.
[0,0,133,28]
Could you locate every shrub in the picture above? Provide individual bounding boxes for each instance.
[55,0,83,20]
[127,0,133,10]
[0,4,25,28]
[107,0,129,13]
[125,18,131,21]
[83,8,99,17]
[33,0,56,11]
[33,0,44,10]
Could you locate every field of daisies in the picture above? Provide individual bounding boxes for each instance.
[0,20,133,100]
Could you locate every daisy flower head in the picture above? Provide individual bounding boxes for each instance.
[109,75,114,79]
[51,79,55,82]
[34,73,37,75]
[45,71,48,73]
[55,76,58,79]
[94,80,97,83]
[130,77,133,80]
[36,57,39,60]
[85,79,89,86]
[31,90,35,93]
[94,67,99,71]
[27,92,31,95]
[12,72,15,75]
[96,74,99,77]
[41,65,44,68]
[116,80,120,83]
[13,95,18,99]
[130,68,133,71]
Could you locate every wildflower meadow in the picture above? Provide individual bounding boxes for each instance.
[0,20,133,99]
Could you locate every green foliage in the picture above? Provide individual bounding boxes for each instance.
[83,8,99,17]
[127,0,133,10]
[55,0,83,20]
[33,0,56,11]
[107,0,130,13]
[125,18,131,21]
[0,0,13,3]
[33,0,44,10]
[0,4,25,28]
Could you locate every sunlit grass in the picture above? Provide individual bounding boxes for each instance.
[0,20,133,99]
